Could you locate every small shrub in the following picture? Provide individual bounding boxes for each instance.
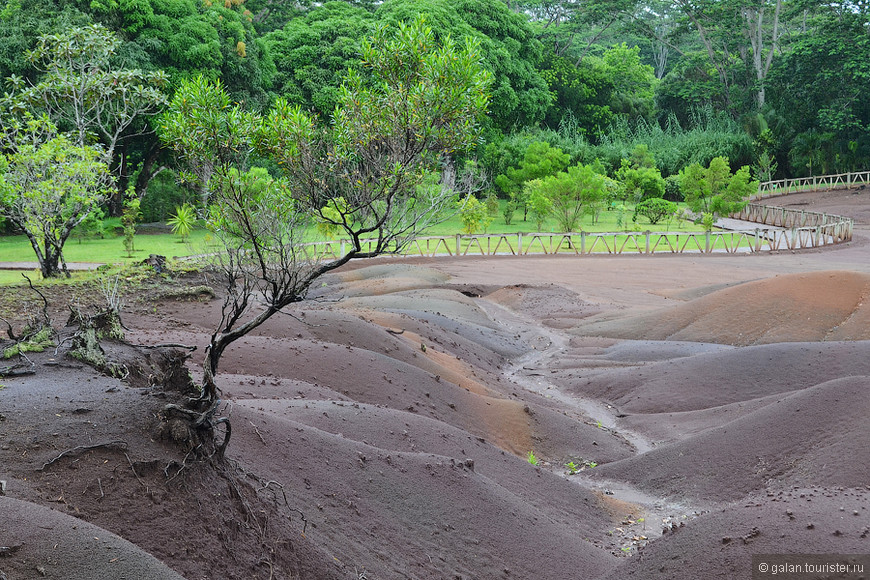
[121,188,141,257]
[664,175,682,202]
[633,197,678,225]
[72,207,106,243]
[167,203,197,242]
[458,194,492,234]
[485,190,500,216]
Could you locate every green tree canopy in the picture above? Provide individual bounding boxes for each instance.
[678,156,756,223]
[526,162,607,232]
[264,2,376,117]
[539,53,614,139]
[377,0,550,131]
[587,43,657,121]
[160,17,491,407]
[0,116,111,278]
[495,140,571,196]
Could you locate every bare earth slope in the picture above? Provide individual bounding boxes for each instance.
[3,188,870,579]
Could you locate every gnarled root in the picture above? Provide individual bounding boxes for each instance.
[161,398,232,461]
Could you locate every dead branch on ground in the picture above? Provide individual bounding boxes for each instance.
[38,440,128,471]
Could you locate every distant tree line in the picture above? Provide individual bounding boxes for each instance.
[0,0,867,272]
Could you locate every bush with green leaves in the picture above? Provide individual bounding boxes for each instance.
[614,144,666,203]
[664,175,683,202]
[633,197,678,226]
[617,164,666,203]
[72,207,107,243]
[458,194,492,234]
[0,116,112,278]
[140,171,191,223]
[121,189,141,257]
[502,195,518,225]
[494,141,570,220]
[678,156,757,226]
[521,163,609,232]
[485,191,499,216]
[524,180,552,230]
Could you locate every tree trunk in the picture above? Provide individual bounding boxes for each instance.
[134,143,166,200]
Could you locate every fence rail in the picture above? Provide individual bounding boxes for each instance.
[755,171,870,198]
[295,171,860,260]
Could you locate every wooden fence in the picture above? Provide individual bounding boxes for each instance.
[755,171,870,198]
[295,171,859,260]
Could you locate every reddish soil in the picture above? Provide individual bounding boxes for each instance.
[2,188,870,579]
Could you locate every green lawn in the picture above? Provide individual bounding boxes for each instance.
[427,200,705,236]
[0,202,712,285]
[0,228,219,264]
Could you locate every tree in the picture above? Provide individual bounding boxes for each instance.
[264,2,376,117]
[5,25,168,214]
[678,156,756,225]
[377,0,550,131]
[495,141,570,220]
[159,17,490,452]
[633,196,677,225]
[0,116,111,278]
[524,179,553,230]
[539,53,614,138]
[615,144,665,202]
[520,0,638,64]
[530,162,607,232]
[768,12,870,165]
[588,42,657,121]
[789,129,834,177]
[458,194,492,234]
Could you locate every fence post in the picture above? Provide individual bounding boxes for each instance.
[645,231,651,254]
[455,234,461,256]
[580,231,586,254]
[705,231,711,253]
[754,228,760,252]
[517,232,523,255]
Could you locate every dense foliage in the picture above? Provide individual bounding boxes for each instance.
[0,0,868,242]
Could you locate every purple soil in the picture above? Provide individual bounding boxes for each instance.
[2,188,870,579]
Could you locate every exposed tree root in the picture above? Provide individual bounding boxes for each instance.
[161,399,232,460]
[38,440,128,472]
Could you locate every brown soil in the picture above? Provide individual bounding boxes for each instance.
[2,188,870,579]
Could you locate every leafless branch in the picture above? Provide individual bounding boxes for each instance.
[38,440,128,471]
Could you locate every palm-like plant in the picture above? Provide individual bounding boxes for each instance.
[167,203,196,242]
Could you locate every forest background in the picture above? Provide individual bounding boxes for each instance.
[0,0,867,227]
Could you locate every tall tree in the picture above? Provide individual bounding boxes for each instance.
[378,0,550,131]
[264,2,376,118]
[159,18,491,451]
[768,10,870,166]
[0,116,111,278]
[674,0,786,111]
[678,156,756,223]
[5,25,168,214]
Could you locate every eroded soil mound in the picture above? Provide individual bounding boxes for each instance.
[4,186,870,580]
[574,270,870,345]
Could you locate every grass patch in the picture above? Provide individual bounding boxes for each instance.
[0,228,218,264]
[0,202,710,285]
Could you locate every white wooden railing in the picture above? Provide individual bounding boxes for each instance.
[294,171,861,260]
